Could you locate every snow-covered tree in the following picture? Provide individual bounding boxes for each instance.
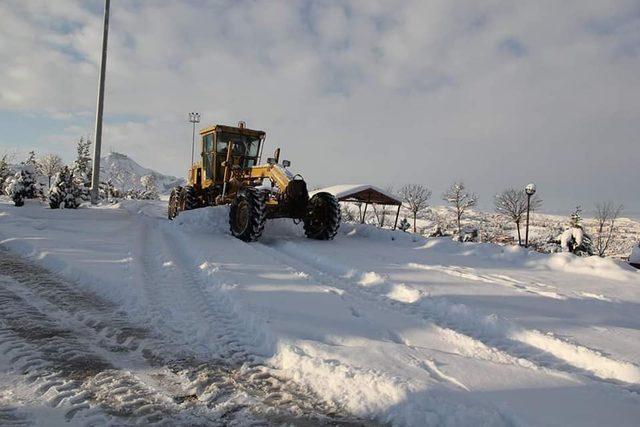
[495,188,542,245]
[48,166,84,209]
[99,180,117,202]
[399,184,431,233]
[5,169,37,206]
[593,202,623,257]
[458,226,479,242]
[140,174,159,200]
[443,182,478,237]
[37,153,64,188]
[559,206,594,256]
[23,150,37,167]
[66,137,93,202]
[72,137,92,183]
[0,152,13,193]
[398,218,411,232]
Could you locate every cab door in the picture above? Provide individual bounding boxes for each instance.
[202,133,215,182]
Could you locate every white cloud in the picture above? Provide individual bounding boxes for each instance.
[0,0,639,211]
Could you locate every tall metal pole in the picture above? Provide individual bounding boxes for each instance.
[191,121,196,164]
[188,112,200,166]
[90,0,110,204]
[525,193,531,247]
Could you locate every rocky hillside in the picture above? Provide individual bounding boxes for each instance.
[100,152,184,194]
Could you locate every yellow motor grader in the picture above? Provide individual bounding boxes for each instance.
[168,122,340,242]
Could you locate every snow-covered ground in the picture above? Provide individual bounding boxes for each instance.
[1,197,639,426]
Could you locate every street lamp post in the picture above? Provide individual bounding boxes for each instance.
[90,0,110,204]
[524,183,536,248]
[188,112,200,165]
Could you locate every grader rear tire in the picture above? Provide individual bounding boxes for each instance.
[229,188,266,242]
[303,192,341,240]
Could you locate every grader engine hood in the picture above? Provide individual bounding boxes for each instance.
[238,163,309,218]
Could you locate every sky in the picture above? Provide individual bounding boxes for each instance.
[0,0,639,214]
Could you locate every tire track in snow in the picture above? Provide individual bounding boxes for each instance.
[407,263,569,300]
[409,263,615,302]
[0,277,209,425]
[1,236,373,426]
[256,240,640,393]
[137,219,375,426]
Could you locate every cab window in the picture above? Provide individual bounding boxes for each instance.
[217,139,228,153]
[203,134,214,152]
[202,134,214,179]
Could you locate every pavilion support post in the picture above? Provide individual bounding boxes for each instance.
[393,204,401,230]
[361,203,368,224]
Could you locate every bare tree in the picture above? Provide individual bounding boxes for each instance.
[109,162,134,195]
[495,188,542,245]
[372,204,396,228]
[594,202,623,257]
[352,201,364,223]
[443,182,478,235]
[399,184,431,233]
[340,204,357,222]
[140,174,159,199]
[372,186,395,228]
[37,154,64,188]
[140,174,156,192]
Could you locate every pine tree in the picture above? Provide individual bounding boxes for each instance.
[398,218,411,232]
[0,153,12,192]
[569,205,583,228]
[560,206,594,256]
[5,169,37,207]
[49,166,84,209]
[72,137,93,183]
[98,180,113,201]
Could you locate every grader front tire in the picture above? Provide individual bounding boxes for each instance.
[182,186,198,211]
[229,188,267,242]
[303,192,341,240]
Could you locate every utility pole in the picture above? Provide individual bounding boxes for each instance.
[189,112,201,165]
[90,0,110,204]
[524,183,536,247]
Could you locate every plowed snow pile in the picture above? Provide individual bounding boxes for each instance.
[1,198,639,426]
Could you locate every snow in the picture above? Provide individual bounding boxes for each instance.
[560,227,583,251]
[1,197,640,426]
[311,184,400,203]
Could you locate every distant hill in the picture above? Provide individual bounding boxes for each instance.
[100,152,184,194]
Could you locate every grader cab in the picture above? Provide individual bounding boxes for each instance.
[168,122,340,242]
